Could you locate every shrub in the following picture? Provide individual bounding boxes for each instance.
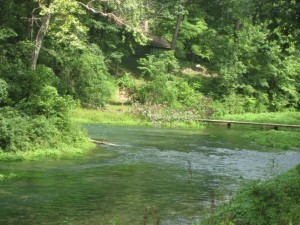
[117,73,136,97]
[0,106,87,153]
[0,79,8,103]
[75,50,115,107]
[201,165,300,225]
[18,85,76,118]
[135,73,178,105]
[137,51,180,78]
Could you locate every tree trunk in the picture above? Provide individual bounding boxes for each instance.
[31,13,51,70]
[171,14,183,50]
[171,0,189,50]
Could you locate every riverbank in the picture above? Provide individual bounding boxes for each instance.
[72,107,300,150]
[0,141,94,162]
[71,106,205,128]
[199,164,300,225]
[1,107,299,162]
[215,112,300,150]
[72,106,300,126]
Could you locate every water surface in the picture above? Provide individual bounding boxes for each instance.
[0,125,299,225]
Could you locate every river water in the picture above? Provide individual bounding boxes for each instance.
[0,125,300,225]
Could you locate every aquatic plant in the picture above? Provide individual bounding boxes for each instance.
[0,173,17,181]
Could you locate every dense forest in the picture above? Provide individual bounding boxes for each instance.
[0,0,300,153]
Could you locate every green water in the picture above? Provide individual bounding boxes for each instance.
[1,125,300,225]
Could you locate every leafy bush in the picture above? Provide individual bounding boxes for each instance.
[0,79,8,103]
[211,93,269,117]
[0,107,87,153]
[117,73,136,96]
[201,165,300,225]
[135,73,178,105]
[18,85,76,118]
[57,46,115,107]
[136,52,204,107]
[75,49,115,107]
[1,63,57,104]
[137,51,179,78]
[175,79,200,107]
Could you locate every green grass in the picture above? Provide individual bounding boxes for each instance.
[199,164,300,225]
[0,141,95,162]
[215,112,300,150]
[215,112,300,125]
[73,108,300,149]
[245,130,300,150]
[71,107,150,126]
[71,106,205,128]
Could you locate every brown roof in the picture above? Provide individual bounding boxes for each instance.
[146,32,171,49]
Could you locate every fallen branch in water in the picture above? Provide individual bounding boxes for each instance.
[91,139,118,146]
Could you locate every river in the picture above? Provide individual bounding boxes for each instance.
[0,125,299,225]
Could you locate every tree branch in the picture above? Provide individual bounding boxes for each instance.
[77,1,125,27]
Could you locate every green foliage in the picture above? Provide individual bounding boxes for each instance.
[0,107,87,153]
[216,111,300,150]
[76,50,115,106]
[0,79,8,103]
[0,62,57,104]
[216,112,300,125]
[137,51,179,78]
[136,52,202,107]
[47,0,88,49]
[201,165,300,225]
[72,107,149,126]
[211,93,269,116]
[0,28,17,41]
[245,130,300,150]
[117,73,136,96]
[0,173,17,181]
[131,102,210,127]
[58,46,115,107]
[19,85,75,118]
[135,73,178,105]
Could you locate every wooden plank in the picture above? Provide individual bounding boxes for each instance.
[196,119,300,129]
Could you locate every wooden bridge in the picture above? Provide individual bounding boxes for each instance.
[196,119,300,130]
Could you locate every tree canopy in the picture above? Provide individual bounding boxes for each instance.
[0,0,299,152]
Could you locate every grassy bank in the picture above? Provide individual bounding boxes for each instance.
[215,111,300,125]
[71,106,205,128]
[72,107,300,149]
[216,112,300,150]
[0,141,95,162]
[199,164,300,225]
[71,106,150,126]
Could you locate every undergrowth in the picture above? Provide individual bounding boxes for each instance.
[199,164,300,225]
[0,142,94,162]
